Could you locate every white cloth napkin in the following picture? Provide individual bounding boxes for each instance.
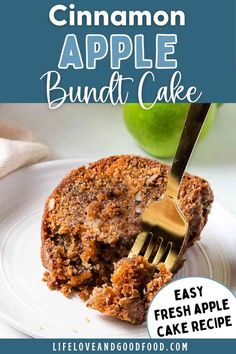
[0,120,49,178]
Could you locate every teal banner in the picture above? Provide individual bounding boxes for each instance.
[0,0,235,104]
[0,339,235,354]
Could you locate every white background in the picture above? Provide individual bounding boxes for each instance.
[0,103,235,337]
[147,277,236,338]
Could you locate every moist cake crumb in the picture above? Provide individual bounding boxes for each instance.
[88,257,172,324]
[41,155,213,324]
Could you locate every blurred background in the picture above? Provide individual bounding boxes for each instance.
[1,103,235,214]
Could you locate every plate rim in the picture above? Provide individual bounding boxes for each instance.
[0,159,235,338]
[0,159,91,338]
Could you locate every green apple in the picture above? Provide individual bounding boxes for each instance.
[123,103,217,158]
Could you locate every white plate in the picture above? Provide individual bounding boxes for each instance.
[0,160,235,338]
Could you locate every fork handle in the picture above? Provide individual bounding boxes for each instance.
[166,103,211,199]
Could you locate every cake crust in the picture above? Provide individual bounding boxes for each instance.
[41,155,213,323]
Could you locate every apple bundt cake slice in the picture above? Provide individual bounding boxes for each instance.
[41,155,213,324]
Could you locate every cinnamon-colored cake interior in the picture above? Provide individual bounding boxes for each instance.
[41,155,213,324]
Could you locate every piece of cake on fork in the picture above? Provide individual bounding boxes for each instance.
[41,155,213,324]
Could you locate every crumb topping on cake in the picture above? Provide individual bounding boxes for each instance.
[41,155,213,324]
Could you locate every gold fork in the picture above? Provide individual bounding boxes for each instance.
[128,103,211,272]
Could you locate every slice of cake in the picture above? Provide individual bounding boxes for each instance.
[41,155,213,324]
